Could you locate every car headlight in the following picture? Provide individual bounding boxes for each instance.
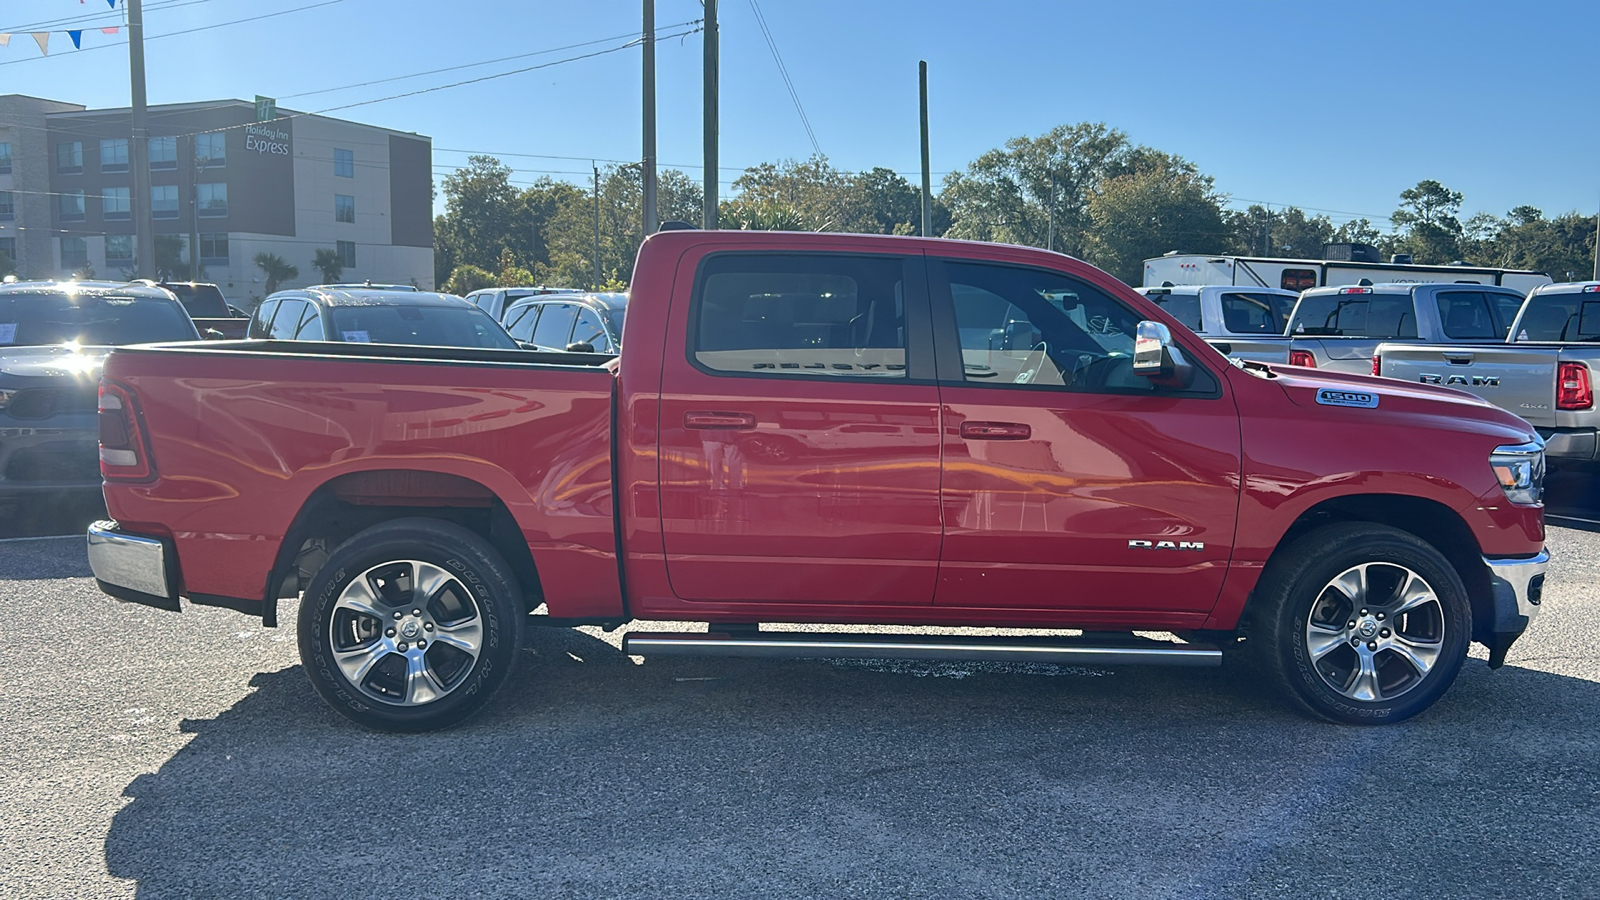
[1490,440,1545,507]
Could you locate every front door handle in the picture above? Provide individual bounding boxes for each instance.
[959,421,1031,441]
[685,411,756,430]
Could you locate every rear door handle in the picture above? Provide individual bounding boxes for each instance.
[959,421,1031,441]
[685,411,756,430]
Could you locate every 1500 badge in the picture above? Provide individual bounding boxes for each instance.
[1316,388,1379,408]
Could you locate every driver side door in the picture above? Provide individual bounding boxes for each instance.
[929,257,1242,617]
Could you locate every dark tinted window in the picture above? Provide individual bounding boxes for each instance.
[163,284,230,318]
[249,300,279,339]
[1144,291,1202,331]
[1290,292,1418,339]
[530,303,578,348]
[328,305,518,349]
[693,254,907,378]
[1435,291,1499,340]
[1220,292,1294,334]
[945,261,1189,393]
[572,307,612,353]
[1516,293,1600,342]
[0,291,197,346]
[1491,293,1524,339]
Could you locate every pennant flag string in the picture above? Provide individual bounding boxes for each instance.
[31,33,48,56]
[0,34,9,48]
[67,30,82,49]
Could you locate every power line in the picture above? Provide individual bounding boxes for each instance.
[0,0,200,33]
[745,0,821,158]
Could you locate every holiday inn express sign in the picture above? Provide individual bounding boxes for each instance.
[245,123,290,156]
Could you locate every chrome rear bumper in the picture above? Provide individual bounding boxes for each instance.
[87,520,179,611]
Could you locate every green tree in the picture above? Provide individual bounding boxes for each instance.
[1227,205,1335,258]
[311,248,344,284]
[442,264,495,296]
[1464,206,1597,282]
[254,252,297,295]
[155,235,190,281]
[1083,166,1230,286]
[435,156,522,277]
[1392,180,1464,264]
[538,165,703,289]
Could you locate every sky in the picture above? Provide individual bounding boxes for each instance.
[1,0,1596,231]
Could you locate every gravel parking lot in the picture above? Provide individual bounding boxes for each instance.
[2,521,1599,899]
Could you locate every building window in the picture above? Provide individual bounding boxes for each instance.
[100,138,129,173]
[152,184,179,219]
[334,148,354,178]
[337,240,356,269]
[199,232,229,263]
[106,234,133,263]
[59,190,86,221]
[149,136,177,170]
[198,182,228,217]
[196,132,226,167]
[102,186,131,220]
[0,191,13,221]
[0,142,11,174]
[61,237,89,270]
[335,194,355,223]
[57,142,83,174]
[0,237,16,265]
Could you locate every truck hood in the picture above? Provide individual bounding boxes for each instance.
[0,345,112,382]
[1266,364,1537,441]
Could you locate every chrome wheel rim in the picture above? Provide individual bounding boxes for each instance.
[328,560,484,707]
[1304,562,1445,703]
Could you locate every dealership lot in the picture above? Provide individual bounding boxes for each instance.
[2,525,1597,899]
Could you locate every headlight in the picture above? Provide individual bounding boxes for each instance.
[1490,440,1545,507]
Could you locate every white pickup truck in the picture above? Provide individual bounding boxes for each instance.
[1377,281,1600,462]
[1287,282,1527,374]
[1134,285,1299,364]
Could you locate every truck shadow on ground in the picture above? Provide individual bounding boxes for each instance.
[104,625,1600,899]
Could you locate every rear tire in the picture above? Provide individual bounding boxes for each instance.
[297,517,524,732]
[1251,523,1470,724]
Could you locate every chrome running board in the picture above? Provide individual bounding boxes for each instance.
[621,631,1221,667]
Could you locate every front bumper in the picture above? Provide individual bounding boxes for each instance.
[87,520,179,612]
[1482,550,1548,667]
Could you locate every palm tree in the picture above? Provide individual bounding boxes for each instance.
[253,252,298,295]
[311,248,344,284]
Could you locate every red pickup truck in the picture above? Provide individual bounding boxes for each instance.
[88,230,1548,731]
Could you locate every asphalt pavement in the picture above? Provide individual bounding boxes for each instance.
[2,522,1599,899]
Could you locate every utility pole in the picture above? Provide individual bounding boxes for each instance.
[1592,197,1599,282]
[190,145,203,281]
[593,163,602,289]
[1045,173,1056,252]
[128,0,155,279]
[918,61,932,237]
[642,0,658,236]
[702,0,718,229]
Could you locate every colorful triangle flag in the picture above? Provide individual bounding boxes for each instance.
[101,27,119,34]
[0,35,9,48]
[108,0,118,6]
[31,32,48,56]
[67,31,83,49]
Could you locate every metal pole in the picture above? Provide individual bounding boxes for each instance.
[1045,173,1056,251]
[702,0,718,229]
[919,61,932,237]
[128,0,155,279]
[190,147,200,280]
[642,0,658,236]
[593,163,602,289]
[1592,198,1599,282]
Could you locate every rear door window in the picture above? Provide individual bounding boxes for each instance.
[505,305,538,341]
[1220,292,1294,334]
[1290,292,1417,339]
[1435,291,1499,339]
[530,303,578,349]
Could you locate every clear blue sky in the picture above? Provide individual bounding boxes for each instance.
[2,0,1595,229]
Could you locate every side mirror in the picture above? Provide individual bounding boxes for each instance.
[1132,320,1194,388]
[565,341,595,354]
[517,341,542,351]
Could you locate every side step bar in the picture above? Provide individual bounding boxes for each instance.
[621,631,1221,667]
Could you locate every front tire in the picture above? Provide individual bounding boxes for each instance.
[1252,523,1470,725]
[297,518,524,732]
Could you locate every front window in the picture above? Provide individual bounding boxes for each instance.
[1289,292,1418,339]
[198,182,227,216]
[100,138,129,172]
[1219,292,1295,334]
[335,194,355,223]
[328,304,519,350]
[1143,291,1202,332]
[149,136,177,170]
[102,186,131,220]
[57,142,83,174]
[530,303,577,348]
[106,235,133,263]
[59,190,86,221]
[0,290,196,346]
[572,306,614,353]
[196,132,226,166]
[152,185,178,219]
[60,237,88,269]
[334,148,354,178]
[691,254,909,378]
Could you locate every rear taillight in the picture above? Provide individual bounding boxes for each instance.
[1372,354,1381,376]
[1558,362,1593,411]
[99,380,154,481]
[1289,350,1316,367]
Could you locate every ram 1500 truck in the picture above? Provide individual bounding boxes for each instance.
[1135,284,1299,364]
[1377,281,1600,462]
[87,231,1549,731]
[1288,282,1526,373]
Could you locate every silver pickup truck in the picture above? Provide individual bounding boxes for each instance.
[1135,284,1299,363]
[1287,282,1526,373]
[1377,281,1600,462]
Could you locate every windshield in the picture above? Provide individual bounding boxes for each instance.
[327,304,519,349]
[163,284,230,318]
[0,291,198,346]
[1514,294,1600,342]
[1289,293,1417,339]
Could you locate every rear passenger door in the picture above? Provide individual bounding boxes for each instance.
[656,248,943,605]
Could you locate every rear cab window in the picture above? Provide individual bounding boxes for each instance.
[1434,290,1502,340]
[1515,290,1600,342]
[163,284,229,319]
[1290,290,1418,339]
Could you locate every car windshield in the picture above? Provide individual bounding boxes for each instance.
[163,284,230,318]
[327,304,519,349]
[1515,294,1600,342]
[1289,293,1418,339]
[0,291,197,346]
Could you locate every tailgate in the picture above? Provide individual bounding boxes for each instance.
[1377,343,1557,426]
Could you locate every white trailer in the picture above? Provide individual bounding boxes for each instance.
[1144,251,1551,295]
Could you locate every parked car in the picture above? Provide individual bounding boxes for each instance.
[89,230,1546,732]
[503,291,627,353]
[464,286,583,323]
[247,287,522,350]
[152,281,249,338]
[0,280,196,511]
[1376,281,1600,464]
[1286,282,1526,373]
[1135,284,1299,364]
